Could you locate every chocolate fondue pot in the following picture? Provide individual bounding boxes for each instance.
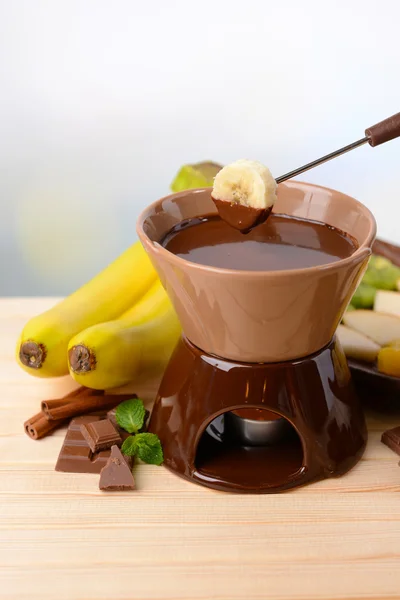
[137,182,376,493]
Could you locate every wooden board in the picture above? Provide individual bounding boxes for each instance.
[1,298,400,600]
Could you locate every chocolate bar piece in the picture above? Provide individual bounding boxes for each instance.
[99,445,135,492]
[381,426,400,456]
[55,416,131,474]
[80,419,122,453]
[55,416,111,474]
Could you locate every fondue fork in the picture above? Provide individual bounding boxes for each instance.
[211,112,400,232]
[276,112,400,184]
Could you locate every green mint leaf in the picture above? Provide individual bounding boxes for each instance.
[121,436,136,456]
[116,398,146,433]
[132,433,163,465]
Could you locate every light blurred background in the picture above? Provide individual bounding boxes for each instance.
[1,0,399,296]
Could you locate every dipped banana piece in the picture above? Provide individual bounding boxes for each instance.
[212,159,277,232]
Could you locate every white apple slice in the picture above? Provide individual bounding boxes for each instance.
[374,290,400,317]
[343,310,400,346]
[337,324,380,363]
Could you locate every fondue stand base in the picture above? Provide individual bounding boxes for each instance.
[149,336,367,493]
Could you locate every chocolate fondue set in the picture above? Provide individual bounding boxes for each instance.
[137,113,400,493]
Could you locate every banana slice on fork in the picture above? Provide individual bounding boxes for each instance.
[211,159,277,233]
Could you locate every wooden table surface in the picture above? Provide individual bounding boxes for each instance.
[1,298,400,600]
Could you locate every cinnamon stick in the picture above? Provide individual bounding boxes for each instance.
[24,412,68,440]
[24,387,103,440]
[70,387,104,398]
[65,386,90,399]
[42,394,134,421]
[42,387,104,410]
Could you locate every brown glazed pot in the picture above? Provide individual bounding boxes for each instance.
[137,182,377,493]
[137,182,376,363]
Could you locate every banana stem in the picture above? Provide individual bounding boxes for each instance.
[19,341,46,369]
[69,344,96,374]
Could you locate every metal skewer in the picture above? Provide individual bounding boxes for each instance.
[276,111,400,184]
[276,137,369,184]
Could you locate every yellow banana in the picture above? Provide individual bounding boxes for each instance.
[67,281,181,389]
[17,241,158,377]
[118,279,170,322]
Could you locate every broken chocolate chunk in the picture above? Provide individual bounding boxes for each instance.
[99,445,135,491]
[381,426,400,456]
[56,415,111,474]
[80,419,122,453]
[55,416,132,474]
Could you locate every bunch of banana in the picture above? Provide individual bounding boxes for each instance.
[16,161,222,389]
[16,241,181,388]
[67,280,181,389]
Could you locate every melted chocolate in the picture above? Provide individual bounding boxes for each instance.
[161,214,357,271]
[212,198,272,233]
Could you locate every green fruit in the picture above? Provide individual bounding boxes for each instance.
[362,255,400,290]
[351,283,376,309]
[171,161,222,192]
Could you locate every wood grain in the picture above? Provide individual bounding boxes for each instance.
[1,298,400,600]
